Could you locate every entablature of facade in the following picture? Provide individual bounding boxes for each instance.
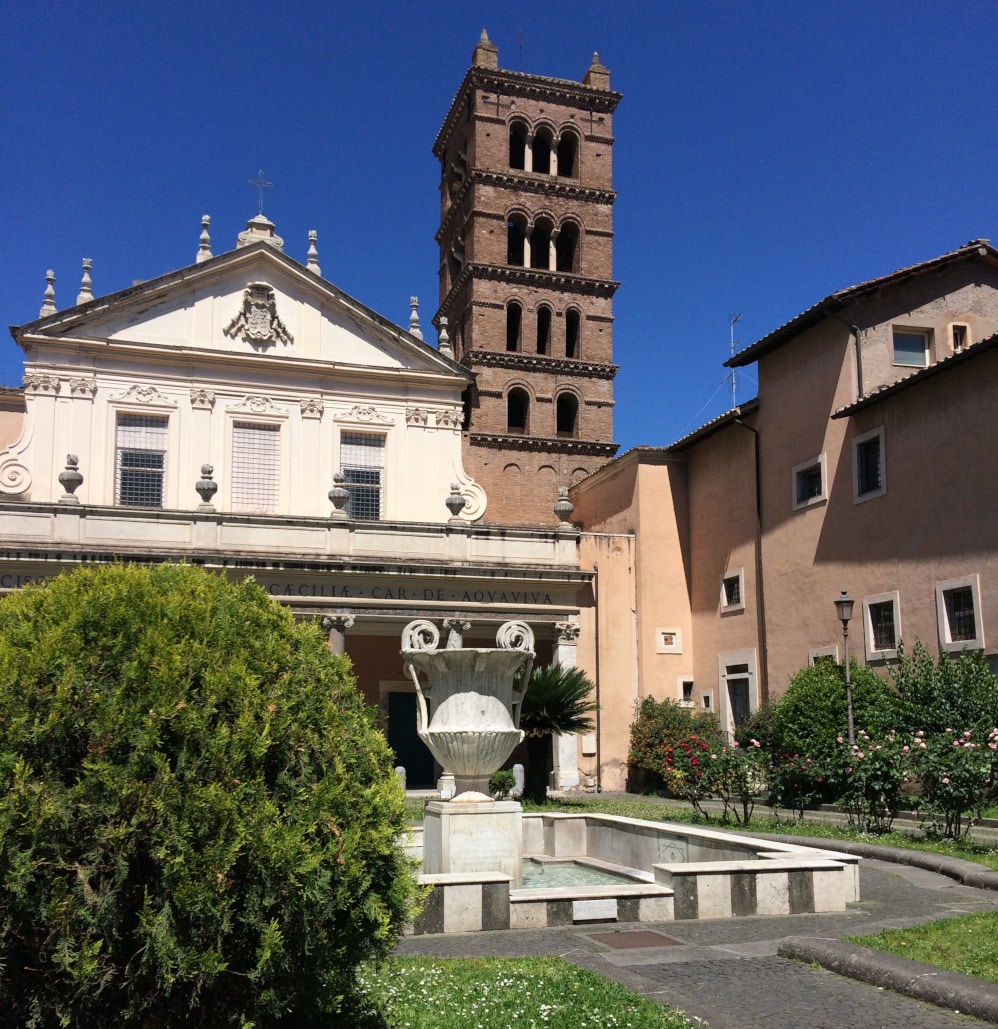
[464,348,618,380]
[434,67,620,157]
[0,499,584,576]
[438,263,618,318]
[436,172,616,241]
[468,432,619,457]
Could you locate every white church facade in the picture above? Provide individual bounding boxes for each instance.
[0,213,589,789]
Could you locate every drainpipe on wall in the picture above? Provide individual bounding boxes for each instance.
[592,562,602,792]
[733,418,769,703]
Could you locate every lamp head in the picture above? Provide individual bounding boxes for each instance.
[834,590,854,625]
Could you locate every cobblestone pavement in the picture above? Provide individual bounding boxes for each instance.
[396,862,998,1028]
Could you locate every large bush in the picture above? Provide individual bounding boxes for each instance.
[771,658,895,768]
[890,642,998,736]
[0,563,418,1027]
[628,697,723,793]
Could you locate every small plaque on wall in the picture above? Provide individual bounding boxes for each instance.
[655,628,682,654]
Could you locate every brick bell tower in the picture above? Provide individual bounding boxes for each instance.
[434,31,621,525]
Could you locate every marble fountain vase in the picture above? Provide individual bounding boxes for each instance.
[401,618,534,883]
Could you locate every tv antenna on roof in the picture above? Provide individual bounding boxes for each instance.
[729,313,742,408]
[517,30,524,69]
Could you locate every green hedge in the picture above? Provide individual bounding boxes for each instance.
[0,563,419,1027]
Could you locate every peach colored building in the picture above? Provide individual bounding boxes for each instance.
[574,240,998,787]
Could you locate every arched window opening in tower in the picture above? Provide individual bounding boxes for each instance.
[557,131,579,178]
[530,219,553,270]
[556,393,579,438]
[507,215,528,267]
[565,309,581,359]
[536,306,552,355]
[506,301,523,352]
[556,222,579,273]
[508,122,528,171]
[532,126,554,175]
[507,388,529,434]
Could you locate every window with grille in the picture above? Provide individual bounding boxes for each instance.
[721,571,744,612]
[116,413,167,507]
[340,432,384,520]
[231,422,280,512]
[869,603,896,651]
[863,592,900,658]
[792,453,826,509]
[936,576,984,652]
[854,427,885,501]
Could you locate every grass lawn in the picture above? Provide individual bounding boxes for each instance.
[847,912,998,983]
[353,956,697,1028]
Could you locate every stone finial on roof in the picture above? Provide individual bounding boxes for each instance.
[583,51,610,89]
[39,269,56,318]
[472,28,499,69]
[307,230,321,275]
[437,316,453,357]
[236,213,284,252]
[409,296,423,340]
[77,259,93,306]
[196,215,213,263]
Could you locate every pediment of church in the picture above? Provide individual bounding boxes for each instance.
[18,243,468,382]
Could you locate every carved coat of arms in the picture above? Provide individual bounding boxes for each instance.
[224,283,293,348]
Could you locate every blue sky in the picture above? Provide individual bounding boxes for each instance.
[3,1,996,452]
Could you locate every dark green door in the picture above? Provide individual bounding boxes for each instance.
[386,692,435,788]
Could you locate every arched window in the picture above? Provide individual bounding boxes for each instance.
[508,122,528,170]
[557,131,579,178]
[536,306,551,355]
[506,301,523,352]
[555,221,579,273]
[530,218,553,270]
[533,126,554,175]
[565,309,581,358]
[556,393,579,438]
[507,388,529,434]
[507,214,528,267]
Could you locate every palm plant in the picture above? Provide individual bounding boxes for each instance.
[520,663,598,804]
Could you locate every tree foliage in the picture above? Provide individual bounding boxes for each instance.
[0,563,418,1027]
[890,642,998,737]
[627,697,723,794]
[519,664,597,804]
[770,658,894,767]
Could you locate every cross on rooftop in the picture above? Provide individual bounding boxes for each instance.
[249,170,272,215]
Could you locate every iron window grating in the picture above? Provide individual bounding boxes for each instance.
[116,414,167,507]
[231,422,280,513]
[341,432,384,520]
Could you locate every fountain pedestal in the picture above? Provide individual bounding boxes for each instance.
[423,800,523,884]
[401,619,534,888]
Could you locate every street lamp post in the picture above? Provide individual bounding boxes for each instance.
[834,590,855,746]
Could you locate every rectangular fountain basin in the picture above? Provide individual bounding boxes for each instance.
[406,811,859,936]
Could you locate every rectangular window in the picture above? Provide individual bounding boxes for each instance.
[340,431,385,520]
[853,426,886,502]
[892,328,930,368]
[116,413,167,507]
[720,569,745,613]
[863,592,901,660]
[792,453,827,510]
[231,422,280,513]
[951,324,968,352]
[808,646,839,666]
[935,575,984,652]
